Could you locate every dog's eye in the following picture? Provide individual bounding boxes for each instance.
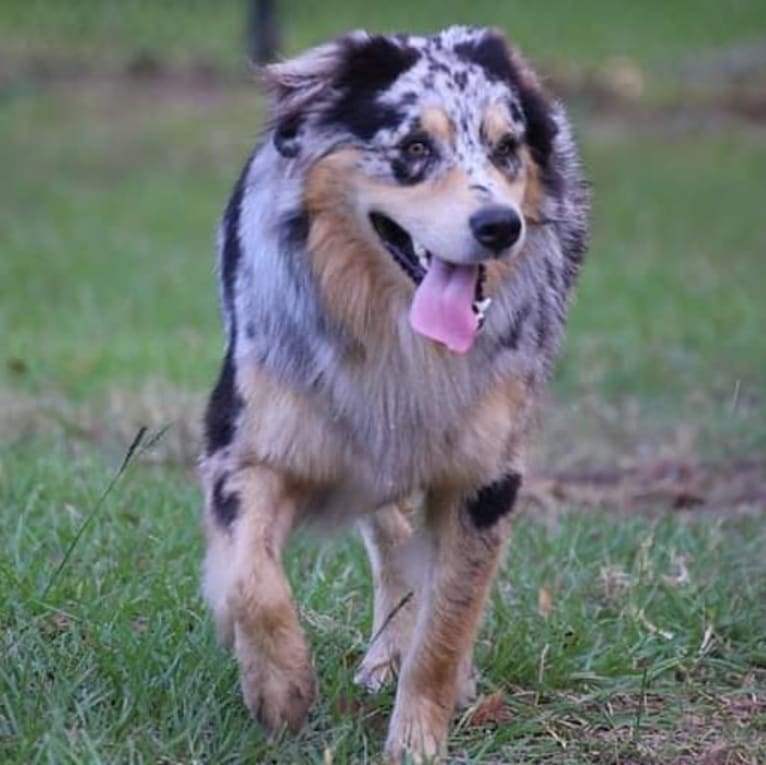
[493,135,518,160]
[402,138,432,159]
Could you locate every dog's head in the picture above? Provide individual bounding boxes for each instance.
[264,27,561,353]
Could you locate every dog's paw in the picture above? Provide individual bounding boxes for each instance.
[354,638,402,693]
[239,657,316,734]
[384,711,446,764]
[355,595,415,694]
[235,621,316,734]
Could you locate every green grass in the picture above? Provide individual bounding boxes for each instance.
[1,3,765,763]
[2,442,765,764]
[2,0,765,69]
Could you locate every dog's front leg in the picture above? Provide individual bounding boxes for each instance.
[205,464,315,734]
[355,501,417,692]
[384,477,519,763]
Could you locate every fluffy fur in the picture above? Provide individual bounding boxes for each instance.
[199,25,589,762]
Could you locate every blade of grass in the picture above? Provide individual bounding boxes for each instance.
[40,426,148,599]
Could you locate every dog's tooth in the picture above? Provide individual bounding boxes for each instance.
[474,297,492,317]
[414,243,429,270]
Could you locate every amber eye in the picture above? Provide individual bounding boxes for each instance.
[402,138,431,158]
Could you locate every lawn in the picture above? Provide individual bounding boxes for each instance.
[1,2,765,763]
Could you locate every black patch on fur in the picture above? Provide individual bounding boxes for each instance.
[203,345,243,455]
[274,114,303,157]
[454,70,468,90]
[322,36,419,140]
[502,299,532,350]
[454,33,515,84]
[221,159,249,338]
[518,85,561,193]
[391,157,418,184]
[279,208,310,250]
[212,475,240,527]
[466,472,522,528]
[454,32,560,192]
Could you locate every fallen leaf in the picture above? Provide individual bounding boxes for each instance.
[537,583,554,617]
[131,618,148,633]
[468,691,513,727]
[41,612,71,638]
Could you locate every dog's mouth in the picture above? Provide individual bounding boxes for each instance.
[369,212,491,354]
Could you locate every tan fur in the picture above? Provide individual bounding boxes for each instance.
[520,147,546,224]
[481,103,515,146]
[235,364,349,482]
[226,346,531,495]
[304,149,409,342]
[421,107,455,144]
[385,494,511,762]
[204,465,315,733]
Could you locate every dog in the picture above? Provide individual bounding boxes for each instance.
[199,25,589,762]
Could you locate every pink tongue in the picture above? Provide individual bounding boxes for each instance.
[409,257,479,354]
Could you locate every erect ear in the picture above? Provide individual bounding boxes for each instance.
[263,32,367,157]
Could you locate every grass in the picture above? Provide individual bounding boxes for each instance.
[3,441,765,763]
[1,3,765,763]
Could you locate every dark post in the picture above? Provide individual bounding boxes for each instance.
[248,0,280,65]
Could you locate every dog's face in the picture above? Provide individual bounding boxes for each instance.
[266,27,560,353]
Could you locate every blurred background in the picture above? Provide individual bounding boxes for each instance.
[2,1,765,485]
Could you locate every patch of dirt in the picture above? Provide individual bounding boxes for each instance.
[3,42,766,130]
[523,458,766,514]
[0,384,205,467]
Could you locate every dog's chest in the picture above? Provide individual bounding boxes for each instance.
[317,347,518,500]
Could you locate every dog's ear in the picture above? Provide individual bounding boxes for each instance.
[264,32,369,157]
[264,32,419,156]
[263,37,347,157]
[454,28,559,173]
[264,36,355,118]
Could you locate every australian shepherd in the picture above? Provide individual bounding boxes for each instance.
[199,25,589,762]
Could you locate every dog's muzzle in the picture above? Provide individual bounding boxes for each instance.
[369,211,495,354]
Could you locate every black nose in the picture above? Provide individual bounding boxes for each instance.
[469,205,522,253]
